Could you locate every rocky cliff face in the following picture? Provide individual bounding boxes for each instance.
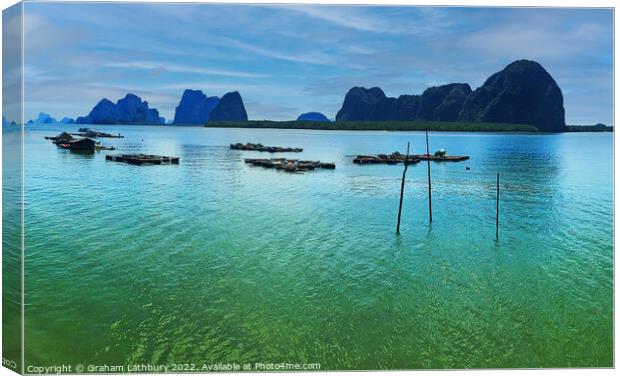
[335,87,387,121]
[76,99,117,124]
[76,94,163,125]
[297,112,330,121]
[391,95,421,121]
[335,60,566,131]
[335,87,455,122]
[458,60,565,132]
[417,83,472,121]
[117,94,161,124]
[337,87,463,121]
[173,89,220,125]
[208,91,248,121]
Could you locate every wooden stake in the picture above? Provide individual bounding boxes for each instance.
[496,172,500,239]
[396,142,410,234]
[425,129,433,223]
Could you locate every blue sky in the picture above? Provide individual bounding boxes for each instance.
[22,2,613,124]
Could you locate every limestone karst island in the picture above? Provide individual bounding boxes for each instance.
[25,60,610,132]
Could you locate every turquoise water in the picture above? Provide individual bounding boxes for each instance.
[3,129,23,373]
[22,125,612,369]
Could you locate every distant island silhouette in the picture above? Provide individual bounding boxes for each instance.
[22,60,612,132]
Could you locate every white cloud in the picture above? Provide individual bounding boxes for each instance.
[23,12,85,55]
[103,61,270,79]
[280,5,407,34]
[218,37,337,66]
[283,5,392,33]
[277,5,446,35]
[461,17,608,60]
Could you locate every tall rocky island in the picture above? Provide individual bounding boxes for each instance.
[76,94,163,125]
[173,89,248,125]
[173,89,220,125]
[208,92,248,122]
[458,60,565,132]
[74,90,248,126]
[335,60,566,132]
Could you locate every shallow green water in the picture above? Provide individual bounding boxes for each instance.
[21,125,612,369]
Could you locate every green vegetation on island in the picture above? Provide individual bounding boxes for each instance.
[205,120,539,132]
[565,124,613,132]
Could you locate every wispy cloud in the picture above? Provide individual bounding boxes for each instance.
[285,5,418,33]
[279,5,447,35]
[461,16,610,60]
[217,37,336,66]
[283,5,394,33]
[345,45,375,55]
[103,61,270,78]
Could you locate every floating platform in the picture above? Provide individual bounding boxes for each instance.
[412,154,470,162]
[95,145,116,151]
[74,128,124,138]
[106,154,179,165]
[354,151,469,165]
[245,158,335,172]
[46,131,75,143]
[57,138,97,151]
[353,152,421,165]
[231,142,302,153]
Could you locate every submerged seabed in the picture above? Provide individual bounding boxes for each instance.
[21,125,612,369]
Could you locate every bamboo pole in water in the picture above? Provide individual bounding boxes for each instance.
[425,129,433,223]
[396,142,410,234]
[496,172,500,239]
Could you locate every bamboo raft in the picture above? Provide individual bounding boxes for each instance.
[353,152,421,165]
[245,158,335,172]
[231,142,302,153]
[354,151,469,164]
[74,128,124,138]
[413,154,469,162]
[46,132,115,151]
[106,154,179,165]
[56,138,97,151]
